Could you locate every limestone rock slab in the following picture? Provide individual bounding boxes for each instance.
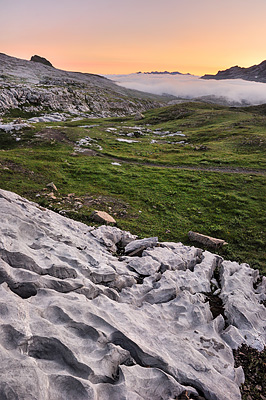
[0,189,264,400]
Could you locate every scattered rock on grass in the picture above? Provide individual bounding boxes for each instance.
[91,210,116,225]
[46,182,58,191]
[134,112,145,120]
[188,231,227,248]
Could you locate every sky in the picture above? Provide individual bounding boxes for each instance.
[1,0,266,75]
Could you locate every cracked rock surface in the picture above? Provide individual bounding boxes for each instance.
[0,189,265,400]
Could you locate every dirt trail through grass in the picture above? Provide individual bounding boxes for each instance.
[102,154,266,176]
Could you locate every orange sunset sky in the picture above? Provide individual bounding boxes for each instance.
[1,0,266,76]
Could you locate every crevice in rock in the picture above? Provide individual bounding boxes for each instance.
[203,292,228,327]
[0,324,25,351]
[0,266,38,299]
[0,250,78,281]
[159,264,168,274]
[176,390,207,400]
[253,275,263,290]
[0,249,42,274]
[213,264,222,289]
[126,246,147,257]
[45,265,78,280]
[48,374,92,400]
[260,299,266,308]
[135,274,146,284]
[115,240,125,256]
[8,282,38,299]
[111,330,168,369]
[111,331,210,399]
[28,336,93,380]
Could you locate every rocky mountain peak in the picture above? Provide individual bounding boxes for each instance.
[30,54,54,67]
[202,59,266,83]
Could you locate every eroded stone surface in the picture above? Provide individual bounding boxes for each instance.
[0,189,265,400]
[220,260,266,351]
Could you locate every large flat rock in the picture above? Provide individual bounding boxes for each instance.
[0,189,265,399]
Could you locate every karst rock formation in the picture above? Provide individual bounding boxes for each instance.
[0,189,265,400]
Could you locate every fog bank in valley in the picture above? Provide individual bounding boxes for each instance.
[107,73,266,106]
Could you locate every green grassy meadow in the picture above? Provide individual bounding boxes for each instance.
[1,101,266,273]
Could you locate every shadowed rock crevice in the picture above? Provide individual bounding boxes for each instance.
[111,330,168,369]
[48,375,92,400]
[203,293,228,324]
[111,331,212,400]
[0,249,42,274]
[43,306,100,341]
[28,336,93,380]
[9,281,38,299]
[0,324,24,350]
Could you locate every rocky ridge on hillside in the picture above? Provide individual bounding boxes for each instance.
[202,60,266,83]
[0,53,163,117]
[30,55,54,68]
[0,188,265,400]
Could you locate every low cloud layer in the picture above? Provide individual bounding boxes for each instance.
[107,73,266,106]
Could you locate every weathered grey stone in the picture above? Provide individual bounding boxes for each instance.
[127,255,161,276]
[91,225,136,252]
[220,260,266,351]
[134,112,145,120]
[221,325,245,350]
[125,236,158,255]
[90,210,116,225]
[0,188,265,400]
[188,231,228,248]
[143,246,186,271]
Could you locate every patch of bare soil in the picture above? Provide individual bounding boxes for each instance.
[234,345,266,400]
[34,129,72,144]
[37,190,130,219]
[0,159,36,176]
[72,149,98,156]
[82,194,129,217]
[102,155,266,176]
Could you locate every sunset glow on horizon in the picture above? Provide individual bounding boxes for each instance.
[2,0,266,76]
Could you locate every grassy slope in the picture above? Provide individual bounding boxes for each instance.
[0,101,266,274]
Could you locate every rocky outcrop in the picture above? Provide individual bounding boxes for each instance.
[202,60,266,83]
[0,188,265,400]
[30,55,54,68]
[0,53,163,117]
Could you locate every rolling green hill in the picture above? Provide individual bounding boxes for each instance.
[1,101,266,273]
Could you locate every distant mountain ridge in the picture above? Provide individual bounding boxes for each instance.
[202,60,266,83]
[137,71,191,76]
